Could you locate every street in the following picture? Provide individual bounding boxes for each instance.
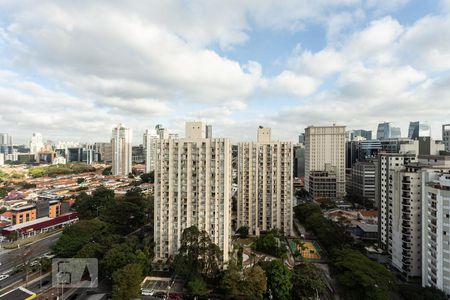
[0,232,61,274]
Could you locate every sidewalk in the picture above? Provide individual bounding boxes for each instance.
[1,229,63,250]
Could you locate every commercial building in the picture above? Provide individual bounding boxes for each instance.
[377,122,401,140]
[30,133,43,160]
[348,161,376,205]
[422,172,450,296]
[237,126,293,236]
[144,129,158,173]
[293,144,305,178]
[111,124,132,176]
[443,124,450,152]
[408,121,431,140]
[305,125,346,198]
[347,129,372,141]
[154,122,231,262]
[308,169,337,199]
[94,142,112,163]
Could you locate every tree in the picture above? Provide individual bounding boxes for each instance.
[112,263,143,300]
[73,187,114,219]
[187,276,208,296]
[52,219,108,257]
[291,264,326,300]
[333,249,394,300]
[242,265,267,299]
[262,260,292,300]
[100,199,145,234]
[173,226,222,279]
[236,226,249,238]
[102,166,112,176]
[77,177,85,184]
[397,285,447,300]
[140,172,154,183]
[254,230,287,258]
[101,243,139,278]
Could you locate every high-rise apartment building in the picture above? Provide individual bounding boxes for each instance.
[237,127,293,236]
[144,129,158,173]
[408,121,431,140]
[377,138,448,279]
[30,133,43,160]
[0,133,13,146]
[422,171,450,296]
[443,124,450,152]
[111,124,132,176]
[305,125,346,198]
[154,122,232,262]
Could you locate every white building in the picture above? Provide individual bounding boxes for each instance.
[111,124,132,176]
[30,133,43,160]
[154,122,232,262]
[377,145,449,279]
[144,129,158,174]
[305,125,346,198]
[422,171,450,296]
[0,153,4,166]
[237,126,293,236]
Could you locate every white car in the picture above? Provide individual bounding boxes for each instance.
[0,274,10,281]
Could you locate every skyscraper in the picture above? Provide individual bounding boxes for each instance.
[143,128,158,173]
[377,122,401,139]
[443,124,450,152]
[111,123,132,176]
[30,133,43,160]
[237,126,293,236]
[305,125,346,198]
[408,121,431,140]
[154,122,231,261]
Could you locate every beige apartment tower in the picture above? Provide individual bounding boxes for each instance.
[237,126,293,236]
[154,122,232,262]
[305,125,346,198]
[111,123,132,176]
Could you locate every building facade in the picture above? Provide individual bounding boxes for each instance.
[422,172,450,296]
[30,133,43,160]
[111,124,132,176]
[237,127,293,236]
[305,125,346,198]
[408,121,431,140]
[154,122,232,262]
[349,161,376,204]
[443,124,450,152]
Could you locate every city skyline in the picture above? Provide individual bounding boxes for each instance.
[1,1,450,143]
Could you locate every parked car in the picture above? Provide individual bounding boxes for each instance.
[169,292,181,300]
[154,292,167,299]
[0,274,10,281]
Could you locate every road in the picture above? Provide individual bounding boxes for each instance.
[0,232,61,275]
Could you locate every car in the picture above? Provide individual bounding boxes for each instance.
[0,274,10,281]
[169,292,181,300]
[141,289,154,296]
[154,292,167,299]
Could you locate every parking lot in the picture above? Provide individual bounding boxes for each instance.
[141,276,184,300]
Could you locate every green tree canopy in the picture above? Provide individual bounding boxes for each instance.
[173,226,222,279]
[140,172,154,183]
[291,264,326,300]
[262,260,292,300]
[253,230,287,258]
[112,263,143,300]
[333,249,394,300]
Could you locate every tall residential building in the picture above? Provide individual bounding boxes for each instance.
[0,133,12,146]
[111,124,132,176]
[408,121,431,140]
[293,144,305,178]
[0,153,4,166]
[144,129,158,173]
[422,171,450,296]
[443,124,450,152]
[154,122,232,262]
[377,139,448,279]
[305,125,346,198]
[237,127,293,236]
[30,133,43,159]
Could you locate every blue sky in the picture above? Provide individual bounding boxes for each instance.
[0,0,449,144]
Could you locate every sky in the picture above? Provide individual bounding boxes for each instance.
[1,0,450,145]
